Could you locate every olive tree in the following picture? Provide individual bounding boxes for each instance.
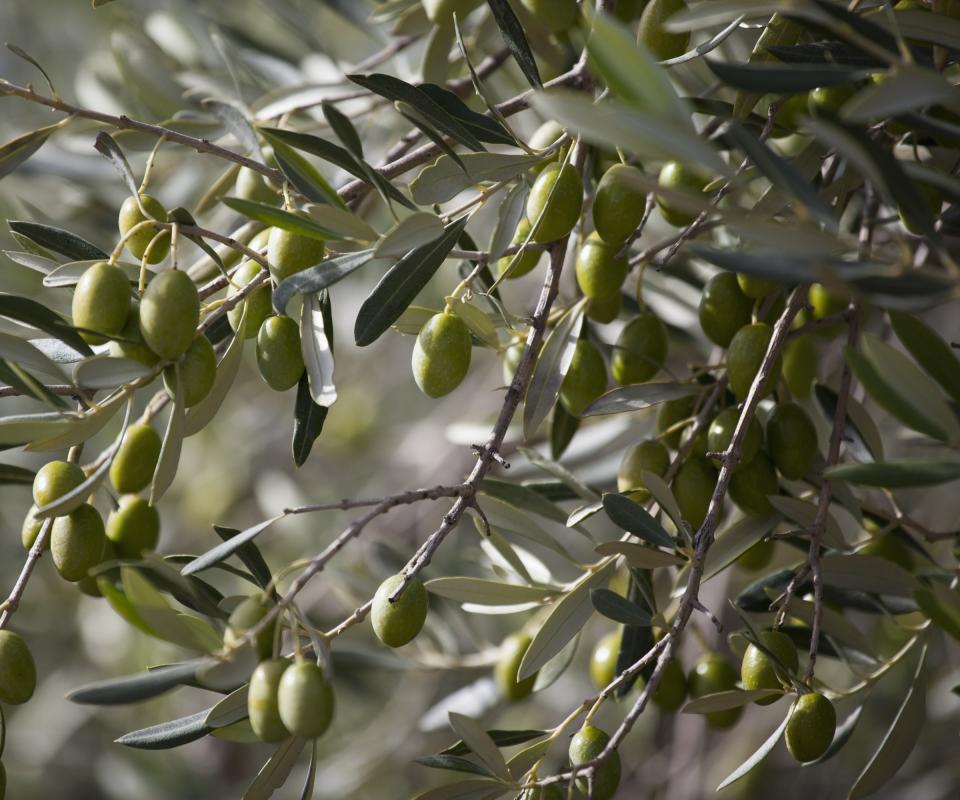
[0,0,959,798]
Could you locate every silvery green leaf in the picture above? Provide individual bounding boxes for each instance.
[300,294,337,407]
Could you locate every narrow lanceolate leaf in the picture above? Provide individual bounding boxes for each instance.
[914,583,960,642]
[581,382,697,417]
[94,131,140,199]
[601,493,675,550]
[523,299,586,440]
[151,366,185,504]
[815,384,884,463]
[222,198,339,241]
[826,459,960,488]
[848,647,928,799]
[485,0,541,89]
[447,713,511,784]
[594,541,686,569]
[273,250,376,316]
[716,711,792,791]
[479,479,572,527]
[441,729,548,757]
[810,705,864,766]
[590,588,653,627]
[683,689,782,715]
[0,122,59,180]
[272,142,343,208]
[532,631,579,693]
[425,578,557,606]
[7,221,107,261]
[322,101,365,159]
[889,311,960,405]
[292,372,329,468]
[116,710,212,750]
[413,755,495,779]
[375,213,445,258]
[418,85,514,147]
[841,65,955,123]
[300,294,336,407]
[213,526,274,592]
[0,293,94,356]
[244,737,307,800]
[354,217,468,347]
[67,660,213,705]
[410,153,542,206]
[180,514,285,576]
[705,58,865,93]
[517,562,615,680]
[0,463,34,484]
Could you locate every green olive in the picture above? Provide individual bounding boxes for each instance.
[593,164,647,245]
[576,232,628,300]
[106,495,160,558]
[727,323,781,401]
[672,456,717,529]
[0,630,37,705]
[498,218,542,279]
[656,160,707,227]
[698,272,753,348]
[639,0,691,60]
[236,148,277,205]
[227,259,272,338]
[740,630,797,703]
[257,316,305,392]
[526,163,583,243]
[586,291,622,324]
[110,423,162,494]
[371,574,429,648]
[109,302,161,367]
[808,283,847,320]
[422,0,482,23]
[657,395,696,449]
[521,0,579,33]
[611,312,668,385]
[277,661,335,739]
[772,92,810,136]
[729,452,779,516]
[783,334,817,397]
[224,595,276,661]
[248,658,291,742]
[707,406,762,471]
[140,270,200,360]
[617,439,670,502]
[412,312,472,398]
[529,121,565,152]
[688,654,742,729]
[651,659,688,712]
[71,262,131,344]
[494,632,537,701]
[737,539,775,571]
[118,194,170,264]
[33,460,85,508]
[568,725,621,800]
[899,181,942,235]
[21,505,46,551]
[267,216,325,282]
[590,630,622,690]
[808,84,855,115]
[502,341,524,386]
[736,273,779,300]
[785,693,836,762]
[51,502,107,582]
[559,339,607,417]
[766,402,818,479]
[165,335,217,406]
[859,533,914,570]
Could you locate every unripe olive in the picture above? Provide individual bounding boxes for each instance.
[118,194,170,264]
[611,312,668,385]
[224,595,276,661]
[772,92,810,136]
[783,334,817,397]
[371,574,429,648]
[785,693,836,762]
[741,630,797,703]
[248,658,291,743]
[559,339,607,417]
[657,395,695,449]
[502,341,524,386]
[412,312,472,398]
[529,121,565,152]
[737,539,775,571]
[808,84,855,115]
[808,283,846,320]
[526,163,583,243]
[590,630,621,690]
[494,632,537,700]
[617,439,670,502]
[140,270,200,360]
[593,164,647,245]
[727,323,781,401]
[729,452,779,516]
[257,316,305,392]
[422,0,482,23]
[859,534,914,570]
[165,335,216,406]
[277,661,335,739]
[0,630,37,705]
[236,148,277,205]
[568,725,621,800]
[51,502,107,582]
[672,456,717,529]
[110,423,162,494]
[736,272,779,300]
[576,233,627,300]
[106,495,160,558]
[688,654,742,729]
[766,402,817,479]
[21,505,46,551]
[586,291,622,324]
[109,302,161,367]
[227,259,272,337]
[521,0,579,33]
[267,217,325,282]
[698,272,753,348]
[33,460,85,508]
[656,160,707,227]
[707,406,762,471]
[651,659,687,712]
[498,218,541,279]
[639,0,690,60]
[72,262,131,344]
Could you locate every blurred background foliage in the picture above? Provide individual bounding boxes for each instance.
[0,1,958,799]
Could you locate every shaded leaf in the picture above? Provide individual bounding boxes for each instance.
[601,493,675,550]
[485,0,541,89]
[0,293,93,356]
[410,153,542,206]
[116,709,212,750]
[716,711,792,791]
[68,660,212,705]
[273,250,376,316]
[594,541,686,569]
[7,221,106,261]
[181,515,285,577]
[0,122,59,180]
[826,459,960,488]
[590,588,652,627]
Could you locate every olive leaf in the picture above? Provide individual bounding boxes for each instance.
[116,710,212,750]
[485,0,541,89]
